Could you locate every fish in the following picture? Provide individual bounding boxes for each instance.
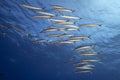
[54,8,74,12]
[57,21,74,25]
[80,23,102,27]
[52,5,64,9]
[40,28,58,33]
[48,26,58,29]
[56,40,75,44]
[74,45,93,51]
[60,15,81,20]
[74,70,92,74]
[66,39,82,42]
[80,59,100,63]
[20,4,42,10]
[75,66,94,70]
[47,33,74,37]
[32,39,47,43]
[64,25,79,28]
[38,11,55,16]
[83,64,95,67]
[11,25,28,36]
[33,15,52,19]
[48,27,66,32]
[66,27,80,31]
[73,62,88,67]
[49,18,68,23]
[70,36,90,40]
[79,52,100,56]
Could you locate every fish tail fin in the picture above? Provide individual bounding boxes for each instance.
[72,10,75,12]
[99,24,102,26]
[88,35,92,39]
[77,29,80,31]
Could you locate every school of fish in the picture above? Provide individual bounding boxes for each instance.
[0,4,102,75]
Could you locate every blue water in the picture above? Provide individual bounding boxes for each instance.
[0,0,120,80]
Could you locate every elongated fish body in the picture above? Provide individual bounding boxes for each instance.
[48,26,58,29]
[20,4,42,10]
[54,8,74,12]
[48,34,74,37]
[64,25,79,28]
[74,46,92,51]
[66,27,80,31]
[80,53,98,56]
[73,62,88,66]
[57,21,74,25]
[79,52,99,56]
[32,39,47,43]
[40,28,58,33]
[83,64,95,67]
[49,18,68,23]
[67,39,82,42]
[76,66,93,70]
[75,70,92,74]
[57,40,75,44]
[58,28,66,31]
[60,15,81,20]
[70,36,90,40]
[80,23,102,27]
[33,15,52,19]
[38,11,55,16]
[11,25,28,36]
[80,59,100,63]
[52,5,64,9]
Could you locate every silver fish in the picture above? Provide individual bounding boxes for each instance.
[38,11,55,16]
[79,52,99,56]
[32,39,47,43]
[76,66,94,70]
[80,23,102,27]
[73,62,88,67]
[64,25,79,28]
[52,5,64,9]
[57,21,74,25]
[49,18,68,23]
[80,59,100,63]
[65,27,80,31]
[20,4,42,10]
[60,15,81,20]
[33,15,52,19]
[40,28,58,33]
[74,45,93,51]
[74,70,92,74]
[47,33,74,37]
[11,25,28,36]
[54,8,74,12]
[70,36,90,40]
[57,40,75,44]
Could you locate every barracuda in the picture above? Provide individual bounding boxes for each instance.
[20,4,42,10]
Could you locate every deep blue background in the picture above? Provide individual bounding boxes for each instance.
[0,0,120,80]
